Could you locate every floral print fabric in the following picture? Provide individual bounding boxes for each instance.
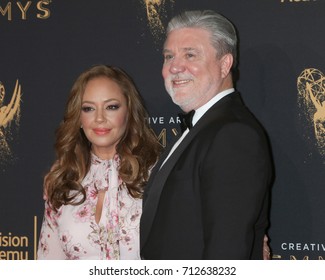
[37,153,141,260]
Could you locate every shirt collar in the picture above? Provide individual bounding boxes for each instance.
[192,88,235,126]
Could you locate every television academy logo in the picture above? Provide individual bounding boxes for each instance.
[297,68,325,158]
[0,80,22,163]
[143,0,174,43]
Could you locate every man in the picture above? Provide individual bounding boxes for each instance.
[140,10,273,259]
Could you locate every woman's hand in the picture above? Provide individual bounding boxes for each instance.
[263,235,271,260]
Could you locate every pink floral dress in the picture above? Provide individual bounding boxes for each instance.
[37,154,142,260]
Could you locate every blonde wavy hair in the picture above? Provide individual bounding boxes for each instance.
[45,65,162,210]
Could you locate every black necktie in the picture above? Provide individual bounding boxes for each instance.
[178,110,195,132]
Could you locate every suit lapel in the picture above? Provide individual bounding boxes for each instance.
[140,130,197,248]
[140,92,241,248]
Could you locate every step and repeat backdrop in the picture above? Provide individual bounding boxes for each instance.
[1,0,324,260]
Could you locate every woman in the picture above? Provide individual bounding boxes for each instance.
[37,65,161,259]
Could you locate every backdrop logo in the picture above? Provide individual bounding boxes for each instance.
[0,80,22,163]
[148,115,180,148]
[272,241,324,260]
[0,216,38,260]
[0,232,29,260]
[143,0,174,43]
[0,0,51,21]
[297,69,325,158]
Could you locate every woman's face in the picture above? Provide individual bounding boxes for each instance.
[80,77,128,160]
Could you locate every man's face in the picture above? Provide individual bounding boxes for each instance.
[162,27,231,112]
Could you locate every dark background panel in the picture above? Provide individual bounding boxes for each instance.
[0,0,324,260]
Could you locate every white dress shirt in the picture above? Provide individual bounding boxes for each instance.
[160,88,235,168]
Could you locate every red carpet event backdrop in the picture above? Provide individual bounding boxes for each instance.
[0,0,324,260]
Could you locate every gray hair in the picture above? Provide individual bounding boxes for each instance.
[166,10,238,68]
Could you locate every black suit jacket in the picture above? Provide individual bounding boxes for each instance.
[140,92,273,259]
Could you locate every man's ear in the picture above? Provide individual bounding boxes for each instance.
[220,53,233,78]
